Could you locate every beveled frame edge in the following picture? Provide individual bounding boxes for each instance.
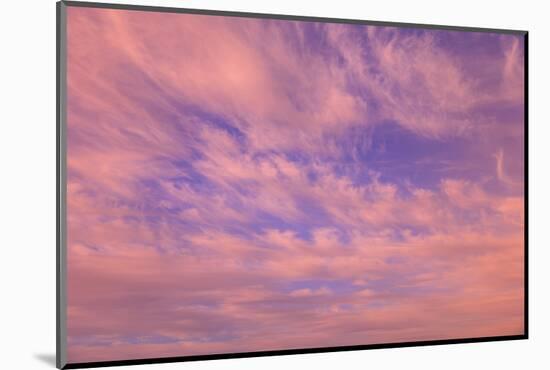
[57,1,68,369]
[56,1,529,369]
[61,0,527,34]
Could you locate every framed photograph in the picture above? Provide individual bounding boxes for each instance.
[57,1,528,368]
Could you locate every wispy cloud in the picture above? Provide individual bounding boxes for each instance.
[66,6,525,363]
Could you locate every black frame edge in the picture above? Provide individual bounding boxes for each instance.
[523,32,529,339]
[63,335,527,369]
[62,0,527,35]
[57,1,529,369]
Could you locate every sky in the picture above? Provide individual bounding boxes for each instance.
[66,6,525,364]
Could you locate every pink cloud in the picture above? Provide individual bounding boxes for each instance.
[65,5,525,365]
[328,25,524,138]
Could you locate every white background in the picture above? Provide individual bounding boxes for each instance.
[1,0,548,369]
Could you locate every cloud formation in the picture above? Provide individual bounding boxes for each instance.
[66,7,525,364]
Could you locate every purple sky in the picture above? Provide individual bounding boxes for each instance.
[66,6,525,364]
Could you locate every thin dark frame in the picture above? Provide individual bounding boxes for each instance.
[56,1,529,368]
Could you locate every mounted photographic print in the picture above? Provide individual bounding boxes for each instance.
[56,1,528,368]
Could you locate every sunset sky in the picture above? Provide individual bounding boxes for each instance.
[66,6,525,364]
